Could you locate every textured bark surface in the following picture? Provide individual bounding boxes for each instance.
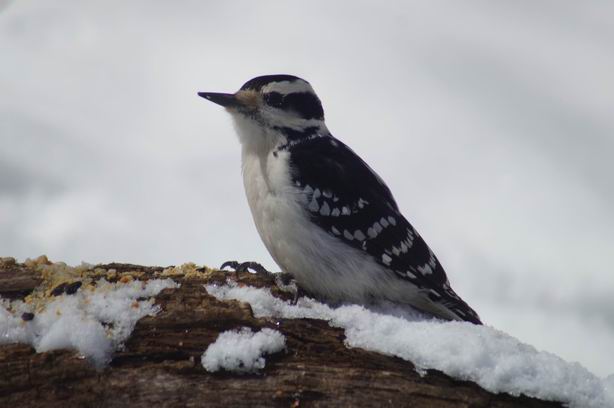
[0,258,562,408]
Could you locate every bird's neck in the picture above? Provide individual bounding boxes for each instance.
[232,114,280,157]
[273,123,329,151]
[233,113,329,158]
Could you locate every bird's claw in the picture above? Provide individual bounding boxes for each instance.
[219,263,306,304]
[273,273,305,305]
[220,260,241,271]
[220,260,271,279]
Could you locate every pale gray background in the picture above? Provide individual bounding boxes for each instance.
[1,1,613,377]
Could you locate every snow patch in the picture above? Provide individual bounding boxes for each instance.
[205,281,613,408]
[201,327,286,373]
[0,278,179,367]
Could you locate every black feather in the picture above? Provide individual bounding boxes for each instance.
[285,134,482,324]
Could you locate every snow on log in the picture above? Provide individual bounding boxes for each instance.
[1,256,610,407]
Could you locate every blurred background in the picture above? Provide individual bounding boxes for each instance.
[1,0,613,377]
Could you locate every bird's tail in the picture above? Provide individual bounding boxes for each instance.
[436,293,482,324]
[417,288,482,325]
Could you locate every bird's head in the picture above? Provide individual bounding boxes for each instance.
[199,75,326,152]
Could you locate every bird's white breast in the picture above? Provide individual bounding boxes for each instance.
[241,149,305,273]
[240,147,417,305]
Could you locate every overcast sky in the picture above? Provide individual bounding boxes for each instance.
[1,1,613,377]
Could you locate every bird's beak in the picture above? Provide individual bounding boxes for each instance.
[197,92,241,108]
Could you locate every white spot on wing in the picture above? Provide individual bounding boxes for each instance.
[406,228,415,246]
[367,227,377,238]
[357,198,369,209]
[343,230,354,241]
[417,264,433,275]
[308,198,319,212]
[331,226,341,235]
[405,238,414,249]
[373,222,383,234]
[303,185,313,195]
[388,216,396,226]
[380,217,389,228]
[354,230,366,241]
[382,254,392,266]
[428,250,437,268]
[331,208,340,217]
[319,201,331,216]
[313,188,321,198]
[342,206,350,215]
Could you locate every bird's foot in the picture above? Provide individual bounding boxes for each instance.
[220,260,271,280]
[291,286,306,305]
[219,262,305,304]
[272,273,306,305]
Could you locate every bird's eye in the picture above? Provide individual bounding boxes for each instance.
[264,92,284,108]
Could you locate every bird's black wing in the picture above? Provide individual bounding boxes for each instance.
[286,135,481,324]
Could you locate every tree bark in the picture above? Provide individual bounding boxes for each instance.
[0,258,562,407]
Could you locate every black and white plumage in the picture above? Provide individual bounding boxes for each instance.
[198,75,482,324]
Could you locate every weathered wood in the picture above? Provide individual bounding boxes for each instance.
[0,259,562,407]
[0,257,43,299]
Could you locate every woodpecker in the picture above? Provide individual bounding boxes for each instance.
[198,75,482,324]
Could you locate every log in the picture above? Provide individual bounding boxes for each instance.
[0,257,562,407]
